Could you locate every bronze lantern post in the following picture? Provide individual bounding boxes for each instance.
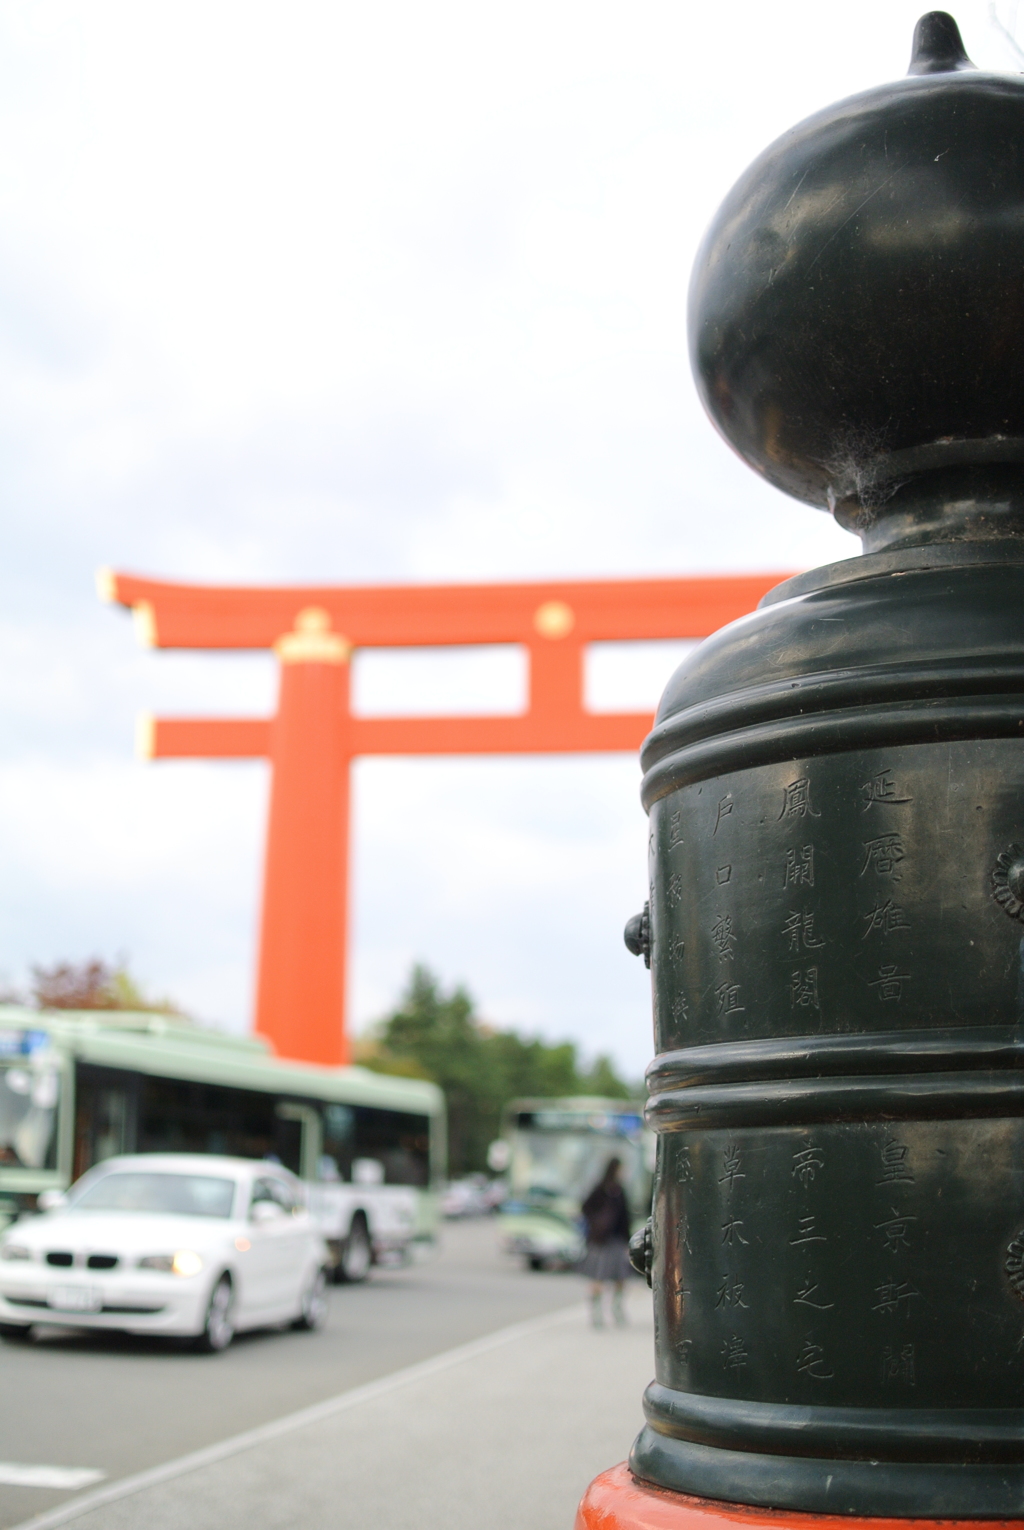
[581,12,1024,1529]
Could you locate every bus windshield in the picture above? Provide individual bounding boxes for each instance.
[506,1104,649,1218]
[0,1051,60,1171]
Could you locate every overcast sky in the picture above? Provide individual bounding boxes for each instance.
[0,1,1018,1079]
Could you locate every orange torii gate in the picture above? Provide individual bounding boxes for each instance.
[99,570,786,1067]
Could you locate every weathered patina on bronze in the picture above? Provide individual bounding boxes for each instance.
[625,13,1024,1517]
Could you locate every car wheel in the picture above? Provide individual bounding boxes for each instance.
[0,1322,33,1341]
[527,1255,546,1271]
[292,1266,329,1331]
[337,1216,372,1283]
[193,1274,235,1353]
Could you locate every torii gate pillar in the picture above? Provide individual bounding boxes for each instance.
[260,612,353,1063]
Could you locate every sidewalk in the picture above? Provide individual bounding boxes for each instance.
[15,1288,653,1530]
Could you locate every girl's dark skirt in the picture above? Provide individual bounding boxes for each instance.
[580,1238,632,1282]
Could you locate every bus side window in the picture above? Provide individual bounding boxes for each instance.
[353,1106,430,1187]
[137,1077,301,1174]
[74,1066,138,1181]
[321,1104,354,1182]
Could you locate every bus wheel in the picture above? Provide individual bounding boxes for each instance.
[0,1322,33,1341]
[337,1216,372,1283]
[292,1266,329,1330]
[527,1255,546,1272]
[193,1274,235,1353]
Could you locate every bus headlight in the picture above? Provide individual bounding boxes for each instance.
[0,1244,31,1261]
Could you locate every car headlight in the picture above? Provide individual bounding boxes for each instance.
[138,1250,204,1277]
[0,1244,31,1262]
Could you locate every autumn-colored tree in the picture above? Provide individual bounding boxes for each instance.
[30,959,180,1014]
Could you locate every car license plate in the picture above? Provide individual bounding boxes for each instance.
[48,1285,102,1313]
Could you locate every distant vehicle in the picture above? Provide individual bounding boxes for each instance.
[441,1174,504,1219]
[491,1097,653,1271]
[0,1007,445,1282]
[0,1153,329,1350]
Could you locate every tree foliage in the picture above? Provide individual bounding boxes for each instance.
[29,959,180,1014]
[358,964,633,1175]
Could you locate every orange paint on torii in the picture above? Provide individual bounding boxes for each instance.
[99,569,788,1067]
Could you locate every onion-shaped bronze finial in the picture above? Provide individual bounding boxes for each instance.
[690,13,1024,552]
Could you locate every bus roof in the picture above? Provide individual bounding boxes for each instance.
[0,1006,443,1116]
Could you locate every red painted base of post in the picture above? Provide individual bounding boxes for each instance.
[574,1466,1024,1530]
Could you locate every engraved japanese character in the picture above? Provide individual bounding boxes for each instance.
[721,1333,748,1372]
[795,1277,835,1311]
[668,808,684,847]
[872,1279,919,1315]
[783,910,826,953]
[792,1146,825,1185]
[719,1145,745,1187]
[779,777,820,820]
[861,834,906,879]
[715,1276,749,1310]
[881,1343,916,1385]
[790,966,820,1009]
[676,1338,694,1362]
[876,1140,914,1184]
[790,1214,826,1246]
[869,964,911,1001]
[713,795,733,835]
[678,1149,694,1185]
[721,1215,749,1246]
[796,1335,835,1379]
[784,845,815,888]
[678,1215,693,1255]
[711,914,736,963]
[667,872,684,906]
[670,994,690,1024]
[715,982,745,1016]
[875,1206,917,1254]
[862,900,911,938]
[669,935,686,963]
[861,770,912,811]
[716,864,732,885]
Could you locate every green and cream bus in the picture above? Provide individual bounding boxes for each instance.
[492,1096,653,1270]
[0,1007,444,1281]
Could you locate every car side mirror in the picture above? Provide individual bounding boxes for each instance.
[250,1200,284,1225]
[36,1189,66,1213]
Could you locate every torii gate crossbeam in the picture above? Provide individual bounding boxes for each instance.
[100,571,787,1066]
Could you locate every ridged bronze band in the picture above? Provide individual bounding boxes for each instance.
[646,1072,1024,1132]
[640,689,1024,809]
[629,1427,1024,1518]
[646,1026,1024,1094]
[641,1382,1024,1463]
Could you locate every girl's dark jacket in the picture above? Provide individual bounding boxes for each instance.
[581,1182,630,1245]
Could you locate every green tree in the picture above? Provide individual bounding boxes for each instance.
[359,964,633,1174]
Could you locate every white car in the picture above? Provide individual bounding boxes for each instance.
[0,1153,330,1352]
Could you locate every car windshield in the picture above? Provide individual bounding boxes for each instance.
[72,1172,237,1218]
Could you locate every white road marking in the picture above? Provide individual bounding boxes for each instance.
[8,1301,583,1530]
[0,1466,104,1491]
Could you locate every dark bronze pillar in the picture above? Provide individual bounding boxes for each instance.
[582,12,1024,1527]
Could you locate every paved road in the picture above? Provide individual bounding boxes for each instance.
[0,1219,586,1529]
